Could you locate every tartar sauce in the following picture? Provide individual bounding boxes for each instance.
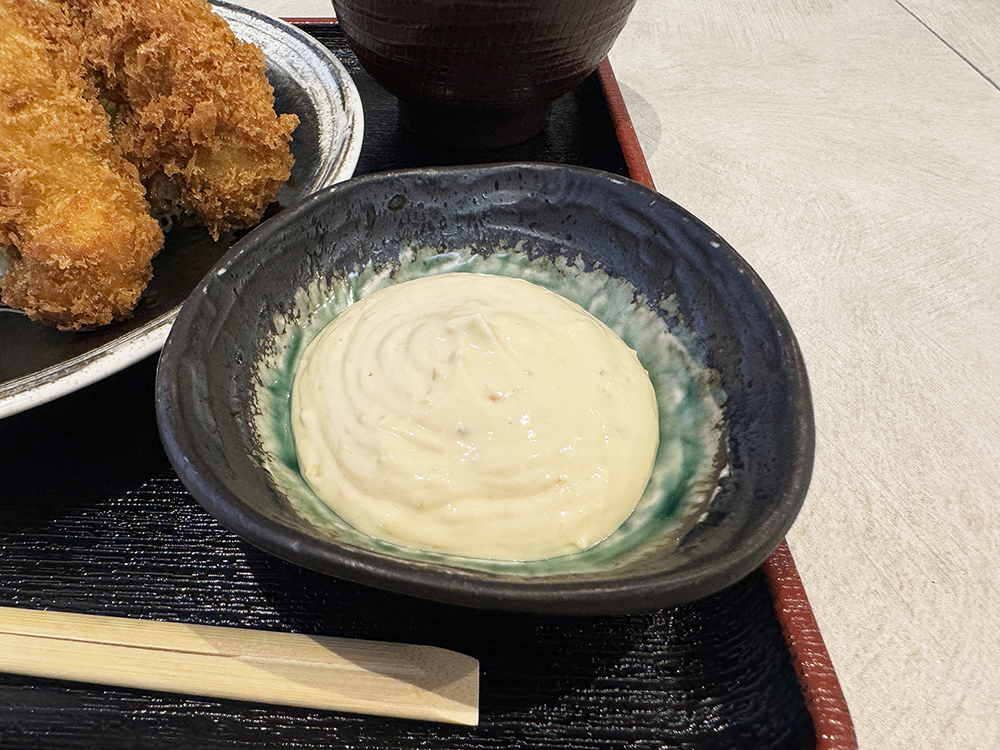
[290,272,659,561]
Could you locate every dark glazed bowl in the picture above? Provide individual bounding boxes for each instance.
[155,163,814,615]
[331,0,638,148]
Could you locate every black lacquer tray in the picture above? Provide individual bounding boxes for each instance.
[0,23,855,749]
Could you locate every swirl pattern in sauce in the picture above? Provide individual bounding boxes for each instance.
[290,272,660,561]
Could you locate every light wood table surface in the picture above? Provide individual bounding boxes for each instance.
[241,2,1000,747]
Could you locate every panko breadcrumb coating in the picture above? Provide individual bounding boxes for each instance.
[0,0,164,330]
[1,0,299,330]
[66,0,299,238]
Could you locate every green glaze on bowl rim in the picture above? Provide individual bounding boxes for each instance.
[252,243,728,576]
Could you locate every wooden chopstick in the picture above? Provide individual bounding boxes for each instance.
[0,606,479,726]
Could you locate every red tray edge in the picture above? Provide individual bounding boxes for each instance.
[762,540,858,750]
[597,57,857,750]
[285,20,857,748]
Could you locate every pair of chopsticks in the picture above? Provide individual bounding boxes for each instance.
[0,606,478,726]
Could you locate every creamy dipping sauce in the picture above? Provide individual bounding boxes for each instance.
[290,272,660,561]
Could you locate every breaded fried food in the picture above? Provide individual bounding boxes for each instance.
[66,0,299,238]
[0,0,164,330]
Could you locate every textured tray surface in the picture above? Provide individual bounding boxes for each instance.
[0,26,815,749]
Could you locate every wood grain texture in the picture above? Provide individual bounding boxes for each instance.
[0,607,479,725]
[610,1,999,749]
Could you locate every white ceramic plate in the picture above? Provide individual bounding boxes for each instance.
[0,1,363,419]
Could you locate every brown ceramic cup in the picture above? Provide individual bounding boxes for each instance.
[332,0,638,148]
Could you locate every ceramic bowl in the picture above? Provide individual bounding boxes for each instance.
[332,0,637,148]
[155,163,813,615]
